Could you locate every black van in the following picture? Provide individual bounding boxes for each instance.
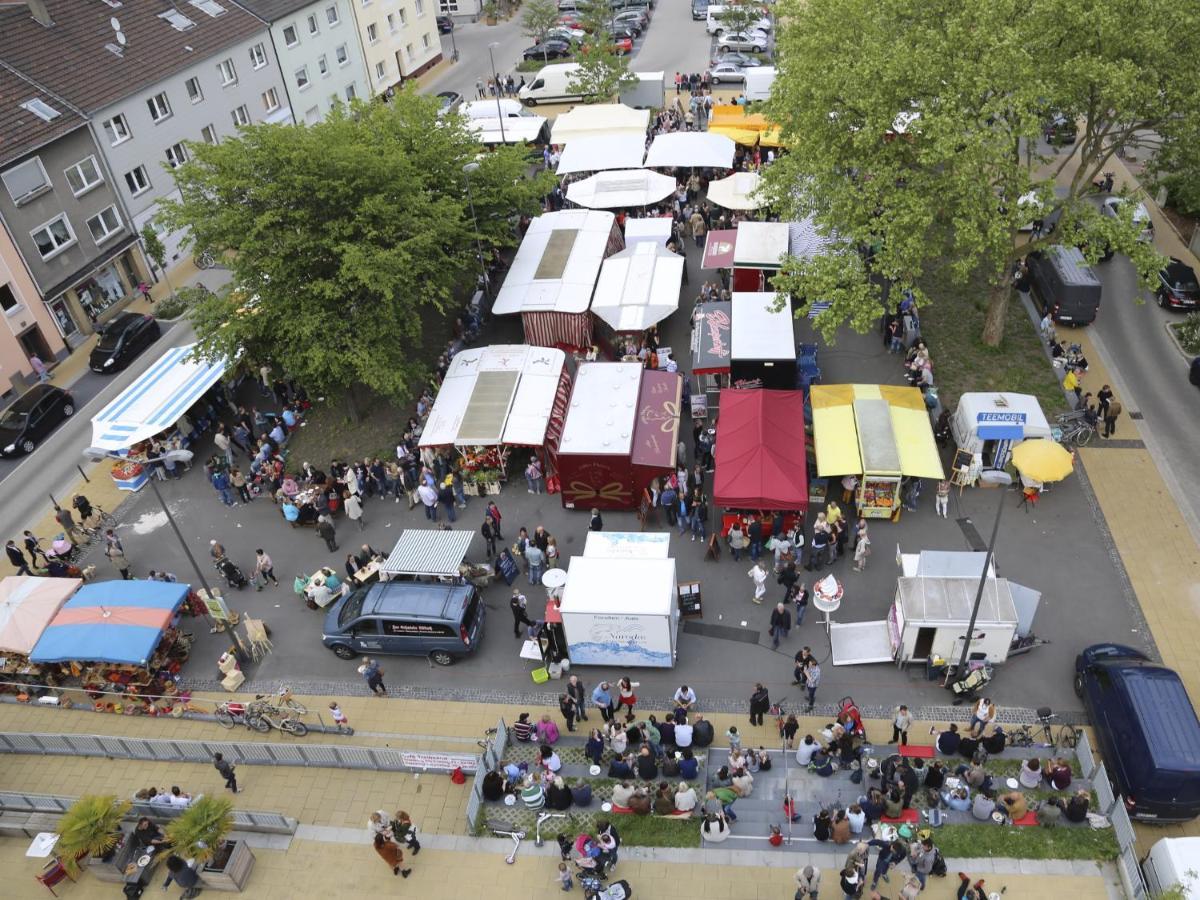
[1028,245,1102,325]
[1075,644,1200,822]
[323,581,484,666]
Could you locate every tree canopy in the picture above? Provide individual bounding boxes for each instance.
[567,0,636,102]
[763,0,1197,344]
[523,0,562,61]
[157,93,552,406]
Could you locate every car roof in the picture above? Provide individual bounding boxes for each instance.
[8,383,63,412]
[363,581,472,620]
[1111,664,1200,770]
[1043,245,1101,287]
[106,311,143,330]
[1163,258,1195,279]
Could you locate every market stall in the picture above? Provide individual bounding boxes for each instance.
[556,134,646,175]
[689,299,731,426]
[591,243,684,337]
[950,393,1052,475]
[810,384,944,519]
[0,576,81,686]
[381,529,477,581]
[712,388,808,533]
[707,105,784,148]
[550,103,651,145]
[732,221,789,291]
[707,172,765,211]
[567,170,678,210]
[556,363,681,510]
[492,210,624,349]
[624,216,675,249]
[88,342,225,490]
[643,132,736,170]
[418,345,571,489]
[468,115,550,146]
[731,292,795,389]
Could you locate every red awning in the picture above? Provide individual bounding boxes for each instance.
[703,230,738,269]
[713,389,808,510]
[632,370,681,469]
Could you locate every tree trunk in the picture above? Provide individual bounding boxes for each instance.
[344,385,362,423]
[980,279,1011,347]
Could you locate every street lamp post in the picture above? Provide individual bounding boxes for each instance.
[487,42,507,145]
[449,22,459,61]
[954,471,1013,682]
[463,162,489,299]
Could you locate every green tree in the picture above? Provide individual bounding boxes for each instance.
[568,0,636,102]
[156,92,552,413]
[139,224,174,299]
[524,0,563,62]
[763,0,1196,346]
[711,0,759,39]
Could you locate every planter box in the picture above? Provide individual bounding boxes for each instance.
[87,838,134,884]
[200,839,255,892]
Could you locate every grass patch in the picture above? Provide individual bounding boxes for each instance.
[477,805,701,848]
[933,822,1118,861]
[1169,313,1200,354]
[917,267,1067,416]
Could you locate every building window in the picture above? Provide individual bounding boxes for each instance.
[387,12,396,31]
[189,0,227,16]
[165,142,189,168]
[335,44,348,65]
[2,157,50,204]
[345,82,357,100]
[367,23,378,43]
[422,32,430,48]
[102,113,132,145]
[283,24,299,46]
[20,98,61,121]
[406,43,414,60]
[326,4,340,25]
[159,9,195,30]
[86,206,123,245]
[185,76,204,104]
[305,105,321,124]
[0,283,18,313]
[201,124,219,144]
[148,92,173,122]
[307,13,319,34]
[218,59,237,85]
[124,165,151,196]
[64,156,104,196]
[296,66,310,89]
[231,105,250,127]
[415,0,424,14]
[375,61,386,79]
[262,88,280,112]
[317,54,329,75]
[30,215,76,260]
[399,8,407,24]
[249,42,268,69]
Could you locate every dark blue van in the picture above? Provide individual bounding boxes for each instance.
[1075,644,1200,822]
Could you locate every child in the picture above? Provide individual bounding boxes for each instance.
[726,725,742,753]
[555,832,573,862]
[329,701,350,734]
[768,824,783,846]
[555,861,574,891]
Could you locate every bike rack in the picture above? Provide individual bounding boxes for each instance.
[534,811,566,847]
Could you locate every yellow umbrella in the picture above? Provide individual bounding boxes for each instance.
[1011,439,1074,483]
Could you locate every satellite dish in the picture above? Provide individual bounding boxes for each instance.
[116,31,127,45]
[110,16,121,30]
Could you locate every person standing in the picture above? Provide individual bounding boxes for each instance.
[525,541,546,586]
[510,590,533,638]
[747,560,768,605]
[795,865,821,900]
[213,752,238,792]
[935,479,950,518]
[1103,397,1122,438]
[391,810,421,856]
[6,540,33,575]
[616,676,639,721]
[525,457,543,494]
[211,468,236,507]
[968,697,997,736]
[344,491,365,530]
[748,682,770,727]
[566,674,588,722]
[793,647,813,685]
[592,681,615,722]
[254,548,279,590]
[1096,384,1113,419]
[892,705,913,745]
[231,467,251,503]
[486,500,504,540]
[105,533,132,580]
[853,523,871,572]
[417,481,438,521]
[559,692,578,732]
[804,659,821,712]
[481,518,497,557]
[316,514,338,552]
[589,507,604,531]
[769,602,792,649]
[359,657,387,696]
[373,832,412,877]
[54,505,83,545]
[29,354,50,383]
[213,426,235,467]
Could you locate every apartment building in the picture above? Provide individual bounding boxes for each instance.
[236,0,370,125]
[347,0,442,93]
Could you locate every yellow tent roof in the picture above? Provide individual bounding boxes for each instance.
[809,384,943,479]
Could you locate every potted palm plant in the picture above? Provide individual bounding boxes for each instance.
[54,794,130,880]
[165,796,255,892]
[482,0,500,24]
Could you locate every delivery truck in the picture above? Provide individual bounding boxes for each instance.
[518,63,587,106]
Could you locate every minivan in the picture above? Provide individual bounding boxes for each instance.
[1075,644,1200,822]
[692,0,709,19]
[1027,245,1102,325]
[89,312,161,373]
[323,581,485,666]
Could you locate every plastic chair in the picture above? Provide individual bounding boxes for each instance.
[35,857,75,896]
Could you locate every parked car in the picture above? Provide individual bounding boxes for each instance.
[717,30,768,52]
[611,35,634,54]
[1156,259,1200,310]
[1100,196,1155,243]
[1027,245,1102,325]
[611,11,647,33]
[707,62,746,84]
[546,25,585,41]
[436,91,463,117]
[523,39,573,60]
[1043,112,1077,145]
[89,312,161,373]
[714,50,759,68]
[692,0,709,18]
[0,384,75,457]
[436,15,454,32]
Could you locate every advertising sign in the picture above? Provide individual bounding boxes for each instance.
[562,612,673,667]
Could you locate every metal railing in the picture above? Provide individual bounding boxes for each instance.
[1076,729,1097,778]
[0,791,296,834]
[1085,756,1146,900]
[465,718,508,832]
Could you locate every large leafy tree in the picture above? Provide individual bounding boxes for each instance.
[157,93,551,410]
[763,0,1197,345]
[568,0,636,102]
[524,0,563,62]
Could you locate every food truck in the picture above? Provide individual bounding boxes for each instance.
[951,392,1053,474]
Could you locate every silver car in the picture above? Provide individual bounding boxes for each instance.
[717,30,767,52]
[707,62,746,84]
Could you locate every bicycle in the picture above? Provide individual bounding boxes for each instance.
[477,726,498,753]
[273,686,307,715]
[215,701,270,733]
[251,704,308,736]
[1008,707,1080,750]
[1059,420,1095,446]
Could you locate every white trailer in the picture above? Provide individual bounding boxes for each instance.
[743,66,776,102]
[1143,837,1200,899]
[620,71,665,110]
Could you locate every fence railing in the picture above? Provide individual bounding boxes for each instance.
[465,718,508,833]
[0,731,478,775]
[1086,757,1146,900]
[0,791,296,834]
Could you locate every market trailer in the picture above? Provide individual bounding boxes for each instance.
[951,392,1052,473]
[730,292,795,389]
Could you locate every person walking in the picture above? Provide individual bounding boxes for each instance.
[1103,397,1122,438]
[891,705,913,745]
[795,865,821,899]
[417,481,438,521]
[592,681,615,722]
[749,682,770,727]
[803,659,821,712]
[559,693,578,732]
[316,514,338,552]
[254,548,279,590]
[214,426,235,467]
[486,500,504,539]
[747,560,768,604]
[54,505,83,545]
[392,810,421,856]
[481,518,497,557]
[935,479,950,518]
[525,457,543,494]
[5,540,33,575]
[769,602,792,649]
[344,491,365,530]
[909,837,938,889]
[968,697,997,737]
[567,674,588,722]
[373,832,412,877]
[211,468,236,507]
[213,752,238,792]
[616,676,639,721]
[359,657,387,696]
[853,524,871,572]
[105,533,132,580]
[231,467,251,503]
[510,590,534,637]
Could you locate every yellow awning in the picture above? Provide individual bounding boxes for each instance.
[708,126,760,146]
[810,384,943,479]
[810,385,861,476]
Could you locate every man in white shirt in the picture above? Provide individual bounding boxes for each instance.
[673,685,697,711]
[795,734,820,766]
[417,482,438,522]
[167,786,193,808]
[674,720,694,748]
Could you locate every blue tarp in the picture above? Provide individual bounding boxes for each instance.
[30,580,189,666]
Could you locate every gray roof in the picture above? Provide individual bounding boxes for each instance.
[232,0,320,21]
[382,530,475,577]
[0,62,86,168]
[0,0,268,115]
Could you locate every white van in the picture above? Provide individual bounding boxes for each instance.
[1143,837,1200,899]
[518,63,587,106]
[461,99,535,120]
[706,4,771,34]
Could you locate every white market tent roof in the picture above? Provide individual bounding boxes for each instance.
[624,217,674,248]
[493,210,616,315]
[591,243,683,333]
[556,134,646,175]
[382,529,475,576]
[550,103,650,145]
[644,132,736,170]
[731,292,794,361]
[707,171,765,211]
[559,556,676,616]
[419,345,566,447]
[896,576,1019,626]
[567,170,677,209]
[558,361,642,456]
[734,221,790,268]
[584,531,671,559]
[90,343,227,452]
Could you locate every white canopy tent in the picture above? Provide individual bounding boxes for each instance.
[734,221,790,268]
[419,344,568,448]
[591,243,684,333]
[556,134,646,175]
[643,132,736,170]
[567,169,677,210]
[707,171,766,210]
[468,116,547,146]
[492,210,616,316]
[550,103,650,145]
[731,292,794,362]
[624,216,674,248]
[89,343,227,453]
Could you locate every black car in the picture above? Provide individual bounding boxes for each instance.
[89,312,161,373]
[0,384,75,456]
[1156,258,1200,310]
[523,39,572,60]
[437,15,454,32]
[1191,356,1200,387]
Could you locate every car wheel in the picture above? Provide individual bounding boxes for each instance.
[20,439,34,453]
[61,403,74,417]
[331,644,356,660]
[1157,290,1169,309]
[430,650,455,666]
[1073,672,1084,698]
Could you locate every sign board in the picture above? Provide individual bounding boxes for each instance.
[976,412,1027,424]
[200,589,231,623]
[563,612,673,667]
[678,580,702,617]
[691,394,708,419]
[399,751,479,773]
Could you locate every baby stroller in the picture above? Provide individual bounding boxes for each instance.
[214,556,249,590]
[585,879,632,900]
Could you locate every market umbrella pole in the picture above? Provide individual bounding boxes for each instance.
[954,472,1012,679]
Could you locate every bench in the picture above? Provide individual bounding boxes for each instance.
[0,811,61,838]
[898,744,935,759]
[879,809,919,824]
[608,804,694,819]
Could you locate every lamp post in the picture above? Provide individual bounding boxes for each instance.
[954,471,1013,683]
[487,42,507,145]
[449,21,459,62]
[463,161,489,299]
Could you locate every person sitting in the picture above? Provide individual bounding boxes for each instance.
[130,817,167,852]
[860,788,885,824]
[536,715,560,745]
[924,761,946,791]
[846,803,866,834]
[813,809,833,841]
[1018,757,1042,789]
[675,782,698,813]
[1037,797,1063,828]
[512,713,534,743]
[571,780,593,807]
[999,790,1028,821]
[520,774,545,810]
[728,748,747,771]
[482,769,506,802]
[831,809,852,844]
[627,787,652,816]
[281,500,300,523]
[883,788,904,819]
[1065,788,1090,823]
[280,475,300,498]
[972,788,997,821]
[692,715,714,747]
[546,776,573,811]
[711,765,733,789]
[166,786,192,808]
[701,812,730,842]
[982,726,1007,755]
[636,746,659,781]
[796,734,821,766]
[674,718,694,748]
[607,754,633,779]
[585,730,606,767]
[678,748,699,780]
[731,768,754,798]
[935,723,961,756]
[944,785,971,811]
[501,761,527,790]
[1043,757,1072,791]
[653,783,676,816]
[612,782,637,808]
[960,761,989,790]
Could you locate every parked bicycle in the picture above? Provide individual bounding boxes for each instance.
[1054,410,1095,447]
[270,686,307,715]
[215,700,270,733]
[1008,706,1080,750]
[250,703,308,736]
[477,726,498,753]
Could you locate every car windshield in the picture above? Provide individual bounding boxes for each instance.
[337,587,367,628]
[0,408,28,430]
[1174,274,1200,291]
[97,329,124,350]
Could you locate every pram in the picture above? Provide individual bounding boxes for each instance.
[214,556,249,590]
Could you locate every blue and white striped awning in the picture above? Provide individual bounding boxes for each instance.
[382,529,476,577]
[90,343,227,452]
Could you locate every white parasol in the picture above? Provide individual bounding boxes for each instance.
[567,170,678,210]
[706,171,766,210]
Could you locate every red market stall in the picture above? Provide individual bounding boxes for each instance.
[557,362,682,510]
[713,388,808,535]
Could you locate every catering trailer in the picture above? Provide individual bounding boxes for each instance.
[951,392,1052,474]
[730,292,795,389]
